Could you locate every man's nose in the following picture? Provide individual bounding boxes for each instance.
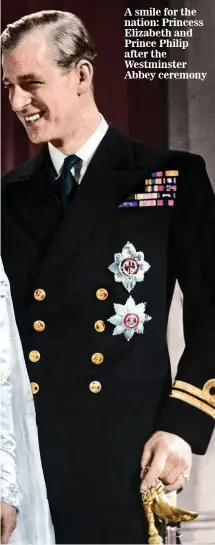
[10,86,31,113]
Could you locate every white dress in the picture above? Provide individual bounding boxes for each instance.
[0,257,55,544]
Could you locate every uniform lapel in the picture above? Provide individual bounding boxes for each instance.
[39,126,153,281]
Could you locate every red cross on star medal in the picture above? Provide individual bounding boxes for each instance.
[108,241,150,293]
[107,296,152,341]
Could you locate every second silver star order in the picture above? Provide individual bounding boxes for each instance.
[107,295,152,342]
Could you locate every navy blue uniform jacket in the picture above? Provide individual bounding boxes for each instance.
[2,126,215,512]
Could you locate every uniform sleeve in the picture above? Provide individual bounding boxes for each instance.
[159,155,215,454]
[0,260,20,509]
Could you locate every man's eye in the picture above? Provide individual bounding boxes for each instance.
[22,81,42,90]
[27,81,42,85]
[3,81,42,89]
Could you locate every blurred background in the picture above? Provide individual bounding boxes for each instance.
[1,0,215,541]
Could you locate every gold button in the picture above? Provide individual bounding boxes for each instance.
[29,350,40,363]
[94,320,105,333]
[89,381,102,393]
[34,289,46,301]
[96,288,108,301]
[33,320,45,332]
[91,353,104,365]
[31,382,39,395]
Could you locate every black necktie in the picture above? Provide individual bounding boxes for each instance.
[59,154,79,209]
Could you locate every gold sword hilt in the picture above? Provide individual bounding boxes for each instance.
[141,479,198,544]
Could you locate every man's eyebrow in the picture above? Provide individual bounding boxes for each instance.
[3,73,43,84]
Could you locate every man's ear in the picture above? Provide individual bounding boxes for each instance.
[76,60,93,95]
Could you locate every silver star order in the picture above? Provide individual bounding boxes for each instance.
[108,241,150,293]
[107,296,152,342]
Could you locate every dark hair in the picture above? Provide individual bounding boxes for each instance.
[1,10,97,71]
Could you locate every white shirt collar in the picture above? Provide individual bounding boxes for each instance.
[48,114,108,178]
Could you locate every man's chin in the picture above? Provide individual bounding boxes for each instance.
[27,132,50,144]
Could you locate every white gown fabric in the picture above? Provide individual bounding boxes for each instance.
[0,257,55,544]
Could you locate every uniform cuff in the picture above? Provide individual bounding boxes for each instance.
[157,396,214,454]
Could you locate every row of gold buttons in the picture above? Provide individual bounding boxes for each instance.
[90,288,109,394]
[29,288,46,395]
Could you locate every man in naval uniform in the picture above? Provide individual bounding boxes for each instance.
[1,10,215,544]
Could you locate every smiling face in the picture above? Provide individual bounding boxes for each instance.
[2,30,83,145]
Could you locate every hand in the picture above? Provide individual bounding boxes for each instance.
[140,431,192,493]
[1,502,17,544]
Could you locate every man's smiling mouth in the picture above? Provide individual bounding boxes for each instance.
[24,111,45,123]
